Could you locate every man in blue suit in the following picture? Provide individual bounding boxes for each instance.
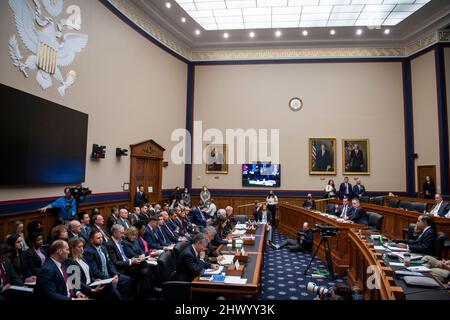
[352,178,366,199]
[175,233,219,282]
[192,206,212,228]
[35,240,88,300]
[144,216,173,251]
[339,177,353,199]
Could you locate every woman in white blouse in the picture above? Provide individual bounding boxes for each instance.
[266,190,278,227]
[324,179,336,198]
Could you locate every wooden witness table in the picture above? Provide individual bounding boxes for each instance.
[190,224,266,298]
[278,203,366,274]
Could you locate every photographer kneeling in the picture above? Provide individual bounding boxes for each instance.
[272,222,313,252]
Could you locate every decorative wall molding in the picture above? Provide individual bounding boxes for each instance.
[106,0,445,62]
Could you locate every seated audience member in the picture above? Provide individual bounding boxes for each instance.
[123,227,148,258]
[144,216,172,251]
[352,178,366,199]
[395,215,437,255]
[107,224,152,299]
[193,205,212,228]
[134,221,151,255]
[0,242,27,300]
[50,225,69,243]
[23,233,46,278]
[324,179,336,198]
[175,233,219,282]
[35,240,87,300]
[212,215,229,247]
[117,208,131,230]
[68,220,82,240]
[347,199,368,225]
[272,222,313,252]
[181,188,192,207]
[107,207,119,231]
[339,177,353,200]
[429,193,449,217]
[156,214,173,247]
[91,214,110,244]
[135,185,148,207]
[5,221,28,251]
[83,230,131,300]
[153,204,162,215]
[252,201,262,221]
[303,194,316,210]
[202,226,224,263]
[138,204,151,225]
[257,204,273,243]
[177,207,197,237]
[129,207,141,226]
[78,211,91,242]
[421,256,450,283]
[65,238,108,299]
[160,211,187,243]
[6,234,35,284]
[205,199,217,218]
[25,221,44,248]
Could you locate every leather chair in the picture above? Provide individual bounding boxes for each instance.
[402,223,417,240]
[156,250,191,300]
[367,212,383,231]
[370,197,384,206]
[411,202,427,213]
[359,196,370,203]
[173,241,190,261]
[389,199,400,208]
[399,201,413,211]
[326,204,336,215]
[434,232,448,260]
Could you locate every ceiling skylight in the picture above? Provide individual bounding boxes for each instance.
[174,0,431,30]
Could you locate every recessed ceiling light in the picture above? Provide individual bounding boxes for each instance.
[356,29,363,35]
[181,17,186,23]
[384,29,390,35]
[249,32,255,38]
[330,29,336,36]
[195,29,201,36]
[275,30,282,37]
[302,30,308,36]
[223,32,229,39]
[165,2,171,9]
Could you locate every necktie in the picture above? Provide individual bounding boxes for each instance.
[61,265,75,298]
[98,248,108,275]
[165,224,176,238]
[346,184,349,194]
[118,242,128,261]
[0,262,9,286]
[341,206,347,219]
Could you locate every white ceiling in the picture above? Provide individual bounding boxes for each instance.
[175,0,431,30]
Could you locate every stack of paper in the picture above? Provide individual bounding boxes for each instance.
[203,266,224,275]
[232,230,247,236]
[8,286,34,293]
[219,255,235,265]
[224,276,247,285]
[407,266,431,273]
[89,278,114,287]
[235,224,247,230]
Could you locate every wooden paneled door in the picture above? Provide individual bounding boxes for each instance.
[130,140,165,206]
[417,165,436,197]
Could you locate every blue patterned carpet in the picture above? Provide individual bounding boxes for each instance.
[259,228,347,300]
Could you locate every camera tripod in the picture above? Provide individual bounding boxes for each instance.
[303,235,335,280]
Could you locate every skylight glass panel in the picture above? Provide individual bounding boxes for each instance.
[177,0,431,30]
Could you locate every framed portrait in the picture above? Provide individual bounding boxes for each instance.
[342,139,370,175]
[205,144,228,174]
[309,138,336,175]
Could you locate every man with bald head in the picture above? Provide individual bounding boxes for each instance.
[272,222,313,252]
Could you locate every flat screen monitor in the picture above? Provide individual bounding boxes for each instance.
[242,163,281,187]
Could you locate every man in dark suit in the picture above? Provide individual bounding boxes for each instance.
[84,230,132,300]
[339,177,353,199]
[302,194,316,210]
[352,178,366,199]
[35,240,87,300]
[107,207,119,231]
[144,216,173,251]
[135,185,148,207]
[116,208,131,230]
[91,214,110,244]
[175,233,219,282]
[192,206,212,228]
[156,214,174,247]
[347,199,368,225]
[335,197,351,220]
[78,211,91,242]
[161,211,187,243]
[429,193,449,217]
[348,144,364,172]
[68,220,82,241]
[396,215,437,255]
[314,143,332,172]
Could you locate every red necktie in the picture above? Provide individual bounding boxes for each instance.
[61,265,75,298]
[0,262,9,286]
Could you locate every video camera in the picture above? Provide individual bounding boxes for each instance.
[69,186,92,201]
[307,282,353,300]
[311,224,338,237]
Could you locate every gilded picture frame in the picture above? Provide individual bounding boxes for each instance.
[342,139,370,175]
[205,144,228,174]
[309,138,337,175]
